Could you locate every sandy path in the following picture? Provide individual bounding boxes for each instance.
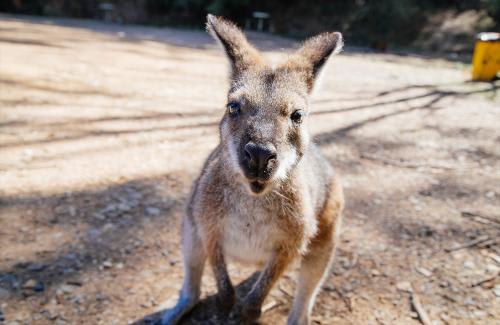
[1,15,499,325]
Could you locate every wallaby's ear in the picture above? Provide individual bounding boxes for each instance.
[287,32,343,92]
[206,14,263,80]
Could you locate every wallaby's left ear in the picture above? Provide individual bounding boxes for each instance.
[206,14,263,80]
[287,32,343,92]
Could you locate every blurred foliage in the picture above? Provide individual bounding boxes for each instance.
[483,0,500,21]
[1,0,498,48]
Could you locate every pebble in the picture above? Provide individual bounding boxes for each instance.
[93,212,106,220]
[27,263,45,272]
[102,260,113,269]
[396,281,413,292]
[416,266,432,277]
[59,284,78,294]
[463,260,476,269]
[493,284,500,297]
[68,206,77,217]
[22,279,38,289]
[464,297,476,306]
[145,206,160,216]
[117,203,131,211]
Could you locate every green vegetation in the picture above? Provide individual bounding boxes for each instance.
[1,0,498,50]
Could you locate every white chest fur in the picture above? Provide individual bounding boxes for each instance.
[222,202,285,265]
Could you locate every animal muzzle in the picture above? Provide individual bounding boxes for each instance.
[242,141,277,181]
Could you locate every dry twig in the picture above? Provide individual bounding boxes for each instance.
[471,272,499,288]
[461,210,500,225]
[262,301,283,313]
[445,235,490,252]
[410,291,432,325]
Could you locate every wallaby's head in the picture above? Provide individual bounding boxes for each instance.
[207,14,342,195]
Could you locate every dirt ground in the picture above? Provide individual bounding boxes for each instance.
[1,15,499,325]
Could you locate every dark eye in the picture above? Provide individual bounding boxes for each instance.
[227,102,241,115]
[290,110,304,123]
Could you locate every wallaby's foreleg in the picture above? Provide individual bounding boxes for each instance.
[209,240,235,321]
[241,250,294,324]
[161,217,206,325]
[288,202,342,325]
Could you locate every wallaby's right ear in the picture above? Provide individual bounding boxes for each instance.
[206,14,263,80]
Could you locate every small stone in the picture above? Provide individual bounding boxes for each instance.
[493,284,500,297]
[440,313,450,322]
[27,263,45,272]
[117,203,131,211]
[59,284,77,294]
[68,206,77,217]
[101,223,115,232]
[145,206,160,216]
[471,310,486,318]
[409,196,419,204]
[102,260,113,269]
[464,297,476,306]
[416,266,432,277]
[396,281,413,292]
[371,269,381,276]
[93,212,106,220]
[486,191,496,199]
[463,260,475,269]
[22,279,38,289]
[116,263,124,269]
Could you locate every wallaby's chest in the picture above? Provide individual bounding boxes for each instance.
[222,202,286,265]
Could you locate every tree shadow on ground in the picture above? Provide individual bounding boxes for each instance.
[0,173,188,298]
[312,81,498,117]
[131,272,263,325]
[314,81,499,145]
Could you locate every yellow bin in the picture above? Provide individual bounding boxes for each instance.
[472,32,500,81]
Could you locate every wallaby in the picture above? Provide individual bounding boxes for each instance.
[161,14,345,325]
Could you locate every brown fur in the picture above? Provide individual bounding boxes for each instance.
[161,14,344,325]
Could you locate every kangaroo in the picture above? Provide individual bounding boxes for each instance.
[161,14,345,325]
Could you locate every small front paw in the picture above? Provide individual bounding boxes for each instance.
[159,296,198,325]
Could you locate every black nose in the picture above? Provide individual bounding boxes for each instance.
[244,142,277,172]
